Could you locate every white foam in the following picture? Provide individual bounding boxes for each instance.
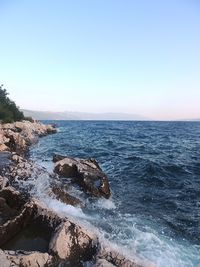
[95,198,116,210]
[18,164,200,267]
[45,198,87,219]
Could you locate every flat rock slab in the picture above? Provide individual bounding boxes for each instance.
[54,156,111,199]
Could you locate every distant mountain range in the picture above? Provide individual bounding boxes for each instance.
[22,109,148,121]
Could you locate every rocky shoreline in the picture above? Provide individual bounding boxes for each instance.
[0,121,154,267]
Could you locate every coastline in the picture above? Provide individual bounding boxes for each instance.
[0,120,154,267]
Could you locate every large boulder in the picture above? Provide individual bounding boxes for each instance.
[49,221,98,263]
[54,156,111,199]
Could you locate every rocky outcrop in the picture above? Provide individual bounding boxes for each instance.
[0,183,154,267]
[0,189,98,266]
[0,120,56,155]
[54,155,111,199]
[49,221,98,263]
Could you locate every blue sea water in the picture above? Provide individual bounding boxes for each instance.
[30,121,200,267]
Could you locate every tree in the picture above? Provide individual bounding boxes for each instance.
[0,84,25,123]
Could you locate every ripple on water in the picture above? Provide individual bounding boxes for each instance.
[29,121,200,266]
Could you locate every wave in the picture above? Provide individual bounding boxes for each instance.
[29,121,200,266]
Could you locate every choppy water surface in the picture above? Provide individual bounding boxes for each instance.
[30,121,200,267]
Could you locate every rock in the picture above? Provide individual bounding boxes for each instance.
[96,246,155,267]
[0,197,19,224]
[0,130,10,150]
[0,203,33,247]
[6,154,47,181]
[2,250,53,267]
[0,249,11,267]
[0,187,29,244]
[53,154,66,163]
[0,197,61,252]
[49,221,98,263]
[1,121,56,156]
[94,258,115,267]
[0,144,9,152]
[0,187,25,209]
[6,130,27,154]
[54,156,111,199]
[0,176,9,189]
[52,185,83,207]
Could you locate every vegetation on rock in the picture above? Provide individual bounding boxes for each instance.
[0,85,25,123]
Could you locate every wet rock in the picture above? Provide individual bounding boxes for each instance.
[8,159,34,180]
[54,156,111,199]
[94,258,115,267]
[0,152,11,172]
[52,185,83,207]
[96,246,155,267]
[5,153,47,181]
[49,221,98,263]
[53,154,66,163]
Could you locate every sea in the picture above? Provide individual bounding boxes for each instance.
[28,121,200,267]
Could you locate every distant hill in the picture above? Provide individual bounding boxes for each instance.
[22,109,148,121]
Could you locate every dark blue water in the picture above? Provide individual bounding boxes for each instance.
[30,121,200,267]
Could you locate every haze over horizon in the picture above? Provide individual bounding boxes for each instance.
[1,1,200,120]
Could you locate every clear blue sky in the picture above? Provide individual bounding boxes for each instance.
[0,0,200,120]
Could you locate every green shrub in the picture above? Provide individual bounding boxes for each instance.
[0,84,28,123]
[24,116,34,122]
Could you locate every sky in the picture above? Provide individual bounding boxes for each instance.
[0,0,200,120]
